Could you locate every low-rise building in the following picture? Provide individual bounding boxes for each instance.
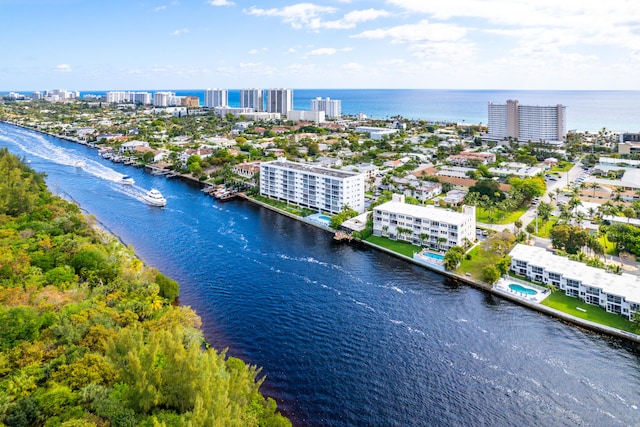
[509,244,640,320]
[372,194,476,250]
[287,110,325,124]
[260,157,365,214]
[447,151,496,166]
[233,161,261,179]
[354,126,399,140]
[488,162,543,177]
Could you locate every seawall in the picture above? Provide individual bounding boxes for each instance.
[240,195,640,346]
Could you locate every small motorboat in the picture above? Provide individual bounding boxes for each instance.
[142,188,167,207]
[120,175,135,185]
[74,160,85,168]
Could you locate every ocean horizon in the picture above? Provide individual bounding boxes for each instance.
[4,88,639,133]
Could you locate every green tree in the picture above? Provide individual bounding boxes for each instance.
[550,224,589,254]
[0,306,41,351]
[156,272,180,302]
[482,265,501,284]
[443,246,465,270]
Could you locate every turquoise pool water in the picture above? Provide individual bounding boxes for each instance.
[423,252,445,261]
[509,284,538,295]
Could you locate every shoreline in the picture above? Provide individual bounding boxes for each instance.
[5,120,640,346]
[239,195,640,346]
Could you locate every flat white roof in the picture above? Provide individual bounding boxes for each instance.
[375,202,472,226]
[510,244,640,303]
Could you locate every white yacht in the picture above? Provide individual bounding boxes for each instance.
[142,188,167,207]
[120,175,135,185]
[74,160,85,168]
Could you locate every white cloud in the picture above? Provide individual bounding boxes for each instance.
[53,64,71,72]
[153,5,167,12]
[321,8,389,29]
[171,28,189,36]
[208,0,235,6]
[353,20,466,43]
[245,4,387,30]
[245,3,337,29]
[386,0,640,53]
[307,47,353,56]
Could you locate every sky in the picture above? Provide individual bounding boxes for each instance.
[2,0,640,91]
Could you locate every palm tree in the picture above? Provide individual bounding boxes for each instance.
[589,182,600,198]
[437,237,447,251]
[419,233,430,247]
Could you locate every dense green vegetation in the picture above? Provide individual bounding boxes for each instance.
[0,149,290,426]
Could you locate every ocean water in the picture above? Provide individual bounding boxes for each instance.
[71,89,640,132]
[2,122,639,427]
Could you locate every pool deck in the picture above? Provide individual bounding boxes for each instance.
[494,277,550,304]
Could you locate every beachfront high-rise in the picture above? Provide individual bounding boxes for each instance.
[204,89,228,108]
[240,88,264,112]
[153,91,176,107]
[487,99,566,143]
[311,97,341,119]
[266,88,293,115]
[260,157,365,214]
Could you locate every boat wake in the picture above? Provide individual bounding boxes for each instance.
[0,127,157,204]
[1,128,128,183]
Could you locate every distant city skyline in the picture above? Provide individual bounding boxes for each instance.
[2,1,640,91]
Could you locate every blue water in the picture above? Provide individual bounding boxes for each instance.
[423,252,445,261]
[509,284,538,296]
[7,89,637,132]
[2,123,640,426]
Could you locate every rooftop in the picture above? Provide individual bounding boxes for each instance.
[510,244,640,303]
[263,158,359,179]
[374,201,473,225]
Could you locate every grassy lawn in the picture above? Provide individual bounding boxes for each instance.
[365,235,422,258]
[541,291,640,334]
[550,161,574,172]
[530,218,557,238]
[456,245,498,280]
[250,195,316,217]
[477,206,527,224]
[597,235,617,256]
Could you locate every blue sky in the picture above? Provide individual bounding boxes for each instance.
[2,0,640,91]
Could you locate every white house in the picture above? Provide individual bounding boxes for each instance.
[119,140,150,154]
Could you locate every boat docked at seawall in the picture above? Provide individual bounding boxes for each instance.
[142,188,167,207]
[120,175,135,185]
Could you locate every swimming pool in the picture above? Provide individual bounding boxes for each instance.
[423,252,445,261]
[306,212,332,227]
[509,284,538,295]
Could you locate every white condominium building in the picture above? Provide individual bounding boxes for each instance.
[487,99,566,142]
[153,91,178,107]
[311,97,341,119]
[204,89,228,108]
[133,92,151,105]
[267,88,293,115]
[373,194,476,251]
[509,244,640,320]
[106,91,130,103]
[240,88,264,111]
[260,158,365,214]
